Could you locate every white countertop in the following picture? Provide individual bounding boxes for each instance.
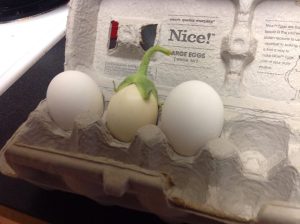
[0,5,68,96]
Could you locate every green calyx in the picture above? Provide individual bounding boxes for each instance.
[115,45,172,101]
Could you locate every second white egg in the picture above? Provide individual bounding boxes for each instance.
[160,80,224,157]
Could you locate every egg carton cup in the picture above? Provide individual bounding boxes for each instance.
[1,101,300,224]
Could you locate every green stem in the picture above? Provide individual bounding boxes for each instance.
[137,45,172,76]
[115,45,171,101]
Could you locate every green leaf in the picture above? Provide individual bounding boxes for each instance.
[116,74,135,92]
[135,78,158,100]
[115,45,171,102]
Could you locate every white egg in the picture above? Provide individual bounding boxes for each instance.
[160,80,224,157]
[46,70,104,130]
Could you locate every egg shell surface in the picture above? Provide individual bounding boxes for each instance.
[46,70,104,130]
[160,80,224,156]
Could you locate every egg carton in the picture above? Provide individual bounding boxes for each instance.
[0,100,299,224]
[3,0,300,223]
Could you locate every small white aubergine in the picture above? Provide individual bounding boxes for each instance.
[106,45,171,142]
[160,80,224,156]
[46,70,104,130]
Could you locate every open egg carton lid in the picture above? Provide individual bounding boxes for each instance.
[2,0,300,223]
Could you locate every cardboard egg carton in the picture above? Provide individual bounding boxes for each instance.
[2,0,300,223]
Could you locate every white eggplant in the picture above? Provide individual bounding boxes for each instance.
[106,45,171,142]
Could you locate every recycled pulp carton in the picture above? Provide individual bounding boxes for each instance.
[2,0,300,223]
